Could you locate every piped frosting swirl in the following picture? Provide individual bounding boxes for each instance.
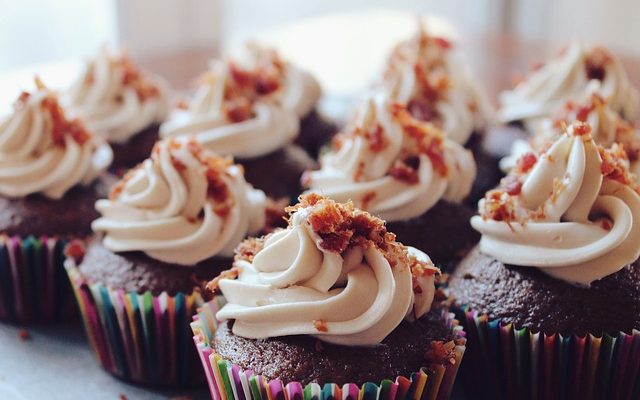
[210,194,439,346]
[499,42,639,124]
[473,121,640,285]
[304,97,476,221]
[0,79,112,199]
[160,44,320,158]
[382,25,494,144]
[92,138,266,265]
[65,47,169,143]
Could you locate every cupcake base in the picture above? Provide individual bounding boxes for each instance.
[66,256,206,386]
[386,201,479,271]
[110,123,160,172]
[240,144,318,200]
[465,133,504,206]
[295,109,338,158]
[192,297,466,400]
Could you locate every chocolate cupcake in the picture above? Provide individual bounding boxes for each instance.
[64,46,170,170]
[192,194,466,399]
[65,138,277,385]
[159,44,331,199]
[0,79,112,322]
[501,85,640,178]
[447,122,640,399]
[303,97,479,269]
[499,42,639,133]
[380,25,499,203]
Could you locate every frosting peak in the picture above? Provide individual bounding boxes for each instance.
[160,43,320,158]
[499,42,640,124]
[382,25,494,144]
[65,47,169,143]
[92,138,267,265]
[210,194,439,345]
[473,122,640,285]
[0,80,112,199]
[304,97,476,221]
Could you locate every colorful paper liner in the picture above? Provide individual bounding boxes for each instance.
[65,259,205,385]
[453,305,640,400]
[191,297,467,400]
[0,234,76,323]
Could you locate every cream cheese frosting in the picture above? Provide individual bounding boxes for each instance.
[92,138,266,265]
[500,85,640,176]
[160,44,320,158]
[473,121,640,285]
[65,47,169,144]
[304,97,475,221]
[0,80,112,199]
[211,194,439,346]
[499,42,640,125]
[382,25,494,145]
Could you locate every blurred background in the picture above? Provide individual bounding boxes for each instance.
[1,0,638,110]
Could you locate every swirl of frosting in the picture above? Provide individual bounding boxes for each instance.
[500,84,640,176]
[499,42,640,124]
[382,25,494,145]
[65,47,169,143]
[304,97,476,221]
[212,194,438,346]
[92,138,266,265]
[473,122,640,285]
[160,44,320,158]
[0,80,112,199]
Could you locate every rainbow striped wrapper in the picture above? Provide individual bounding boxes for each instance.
[65,259,206,386]
[0,234,76,322]
[191,298,467,400]
[454,305,640,400]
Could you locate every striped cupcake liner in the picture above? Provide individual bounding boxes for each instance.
[65,259,205,386]
[454,305,640,400]
[0,235,75,322]
[191,297,467,400]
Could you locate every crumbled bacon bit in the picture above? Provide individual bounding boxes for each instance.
[354,161,366,182]
[600,218,613,230]
[573,121,592,136]
[13,91,31,110]
[407,98,439,122]
[515,152,538,174]
[481,190,516,223]
[389,158,420,184]
[206,267,239,294]
[360,191,377,210]
[176,99,189,109]
[433,37,452,49]
[224,97,253,123]
[109,165,140,200]
[599,144,640,192]
[234,236,266,263]
[502,175,523,196]
[120,56,160,101]
[362,123,388,152]
[18,329,31,341]
[40,94,91,146]
[313,319,328,332]
[410,256,438,294]
[390,103,448,176]
[64,240,86,263]
[425,340,457,365]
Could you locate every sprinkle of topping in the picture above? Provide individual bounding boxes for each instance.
[425,340,457,365]
[480,190,517,223]
[357,123,389,152]
[390,103,448,176]
[313,319,328,332]
[40,93,91,146]
[388,157,420,184]
[502,175,523,196]
[205,267,239,294]
[515,152,538,174]
[109,165,141,200]
[599,143,640,193]
[224,97,253,123]
[120,56,161,101]
[234,236,267,263]
[360,191,377,210]
[573,121,592,136]
[64,240,86,263]
[410,256,438,294]
[18,329,31,341]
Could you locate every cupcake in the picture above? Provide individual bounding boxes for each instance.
[501,84,640,177]
[160,43,332,199]
[381,24,498,202]
[65,46,170,170]
[447,122,640,399]
[0,78,112,322]
[65,138,277,385]
[192,194,466,399]
[303,97,479,268]
[499,42,639,132]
